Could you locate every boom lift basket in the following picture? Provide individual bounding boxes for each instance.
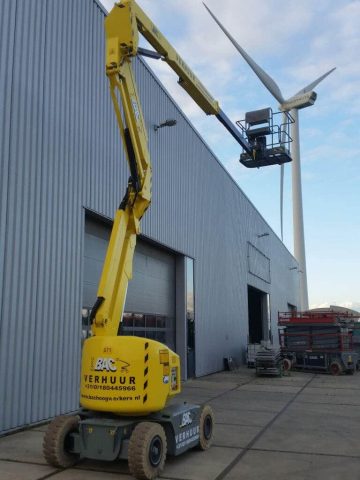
[237,108,294,168]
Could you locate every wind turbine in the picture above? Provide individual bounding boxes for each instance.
[204,3,335,311]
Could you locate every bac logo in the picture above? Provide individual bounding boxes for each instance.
[94,357,117,372]
[180,411,193,428]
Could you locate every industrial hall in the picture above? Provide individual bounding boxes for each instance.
[0,0,299,435]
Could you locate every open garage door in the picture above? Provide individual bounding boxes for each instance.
[247,285,271,343]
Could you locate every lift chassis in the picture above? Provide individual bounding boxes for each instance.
[282,350,357,375]
[44,404,213,479]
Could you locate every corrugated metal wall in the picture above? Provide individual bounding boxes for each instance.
[0,0,299,433]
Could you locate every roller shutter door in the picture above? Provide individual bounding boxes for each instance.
[83,216,176,349]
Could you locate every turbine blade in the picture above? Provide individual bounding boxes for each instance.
[291,67,336,98]
[203,2,285,104]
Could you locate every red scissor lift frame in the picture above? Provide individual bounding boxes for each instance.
[278,311,360,375]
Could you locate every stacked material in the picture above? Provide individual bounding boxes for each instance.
[246,344,264,367]
[255,348,282,376]
[247,341,273,367]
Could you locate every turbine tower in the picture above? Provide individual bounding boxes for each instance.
[204,3,335,310]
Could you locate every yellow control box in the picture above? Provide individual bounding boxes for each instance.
[80,336,181,415]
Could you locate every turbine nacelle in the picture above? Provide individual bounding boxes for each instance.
[281,91,317,111]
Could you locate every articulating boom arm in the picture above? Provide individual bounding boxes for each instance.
[91,0,254,337]
[106,0,254,152]
[133,2,253,153]
[91,1,152,336]
[90,0,276,336]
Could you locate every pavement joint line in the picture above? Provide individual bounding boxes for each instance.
[209,406,280,414]
[158,475,192,480]
[0,455,129,478]
[0,459,62,479]
[296,400,360,407]
[299,389,360,394]
[183,384,238,390]
[213,373,316,480]
[209,403,286,414]
[303,385,360,391]
[250,447,360,460]
[36,471,63,480]
[0,458,49,467]
[206,373,283,405]
[74,465,128,475]
[212,444,242,450]
[202,376,258,405]
[251,384,307,387]
[214,422,265,427]
[73,464,187,480]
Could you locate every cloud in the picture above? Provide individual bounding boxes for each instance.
[101,0,360,125]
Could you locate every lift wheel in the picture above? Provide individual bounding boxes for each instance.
[43,415,80,468]
[282,358,293,372]
[198,405,215,450]
[128,422,167,480]
[329,361,343,376]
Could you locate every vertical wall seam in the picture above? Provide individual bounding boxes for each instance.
[0,0,18,339]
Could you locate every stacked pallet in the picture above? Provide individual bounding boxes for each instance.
[255,348,282,376]
[246,341,272,368]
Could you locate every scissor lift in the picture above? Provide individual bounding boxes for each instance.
[278,311,359,375]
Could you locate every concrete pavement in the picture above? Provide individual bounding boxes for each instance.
[1,367,360,479]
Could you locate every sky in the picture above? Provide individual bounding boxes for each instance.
[101,0,360,311]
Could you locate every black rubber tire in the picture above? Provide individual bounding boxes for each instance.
[283,358,292,372]
[329,361,342,376]
[43,415,80,468]
[198,405,215,451]
[128,422,167,480]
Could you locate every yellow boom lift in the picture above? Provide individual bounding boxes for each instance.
[43,2,293,479]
